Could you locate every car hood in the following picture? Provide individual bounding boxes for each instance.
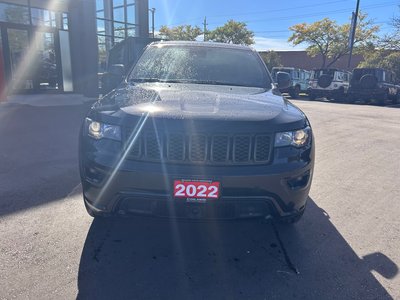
[94,83,305,125]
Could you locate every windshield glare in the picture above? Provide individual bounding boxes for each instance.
[129,45,270,88]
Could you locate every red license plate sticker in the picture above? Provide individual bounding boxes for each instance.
[173,180,220,200]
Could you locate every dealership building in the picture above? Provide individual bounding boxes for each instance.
[0,0,150,98]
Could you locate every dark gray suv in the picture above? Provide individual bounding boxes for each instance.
[79,42,315,223]
[348,68,400,105]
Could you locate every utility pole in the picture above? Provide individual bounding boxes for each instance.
[149,8,156,38]
[348,0,360,68]
[203,16,208,41]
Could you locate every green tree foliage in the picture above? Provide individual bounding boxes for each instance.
[288,13,380,68]
[158,25,202,41]
[359,51,400,79]
[380,9,400,50]
[259,51,282,71]
[208,20,254,45]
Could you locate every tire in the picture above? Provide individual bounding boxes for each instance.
[360,74,378,89]
[394,92,400,104]
[333,87,345,102]
[317,75,333,88]
[345,97,355,104]
[308,92,316,101]
[289,85,300,98]
[377,91,388,106]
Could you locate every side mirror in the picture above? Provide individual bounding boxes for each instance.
[109,64,125,77]
[276,71,291,89]
[101,64,125,94]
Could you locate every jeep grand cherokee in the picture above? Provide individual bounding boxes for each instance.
[79,41,315,223]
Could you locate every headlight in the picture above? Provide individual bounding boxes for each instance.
[275,127,311,148]
[85,118,121,141]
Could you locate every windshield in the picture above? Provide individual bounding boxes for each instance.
[129,45,270,88]
[311,69,335,79]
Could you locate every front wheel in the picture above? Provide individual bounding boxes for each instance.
[377,91,388,106]
[394,92,400,104]
[333,88,346,102]
[289,86,300,98]
[308,92,316,101]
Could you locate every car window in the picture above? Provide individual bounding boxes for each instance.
[312,69,335,79]
[129,45,270,88]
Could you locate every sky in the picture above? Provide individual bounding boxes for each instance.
[148,0,399,51]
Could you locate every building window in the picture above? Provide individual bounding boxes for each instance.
[0,2,30,24]
[31,7,57,27]
[61,12,68,30]
[96,0,137,72]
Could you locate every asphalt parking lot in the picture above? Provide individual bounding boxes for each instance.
[0,96,399,299]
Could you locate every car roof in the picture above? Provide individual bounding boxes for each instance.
[149,41,254,51]
[312,68,351,73]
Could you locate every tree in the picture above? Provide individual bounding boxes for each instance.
[208,20,254,45]
[259,51,282,71]
[380,9,400,50]
[288,13,380,68]
[158,25,202,41]
[358,51,400,79]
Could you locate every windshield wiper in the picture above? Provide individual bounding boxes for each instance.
[185,80,253,87]
[129,78,195,84]
[129,78,260,88]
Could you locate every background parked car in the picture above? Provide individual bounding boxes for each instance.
[347,68,400,105]
[271,67,310,98]
[308,68,351,101]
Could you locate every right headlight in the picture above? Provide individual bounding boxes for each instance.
[274,127,311,148]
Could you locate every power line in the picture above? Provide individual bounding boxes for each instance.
[167,0,350,26]
[223,1,398,25]
[167,0,397,27]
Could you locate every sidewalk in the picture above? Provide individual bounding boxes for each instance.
[1,94,98,108]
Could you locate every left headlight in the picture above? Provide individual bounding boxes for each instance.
[274,127,311,148]
[85,118,121,141]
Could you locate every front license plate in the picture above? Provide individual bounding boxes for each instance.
[173,180,220,202]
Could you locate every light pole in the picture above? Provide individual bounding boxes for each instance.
[149,8,156,38]
[348,0,361,68]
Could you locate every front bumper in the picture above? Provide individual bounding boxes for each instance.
[80,138,314,220]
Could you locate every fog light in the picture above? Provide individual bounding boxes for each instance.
[287,172,310,189]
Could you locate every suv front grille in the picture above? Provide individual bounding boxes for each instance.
[125,130,272,165]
